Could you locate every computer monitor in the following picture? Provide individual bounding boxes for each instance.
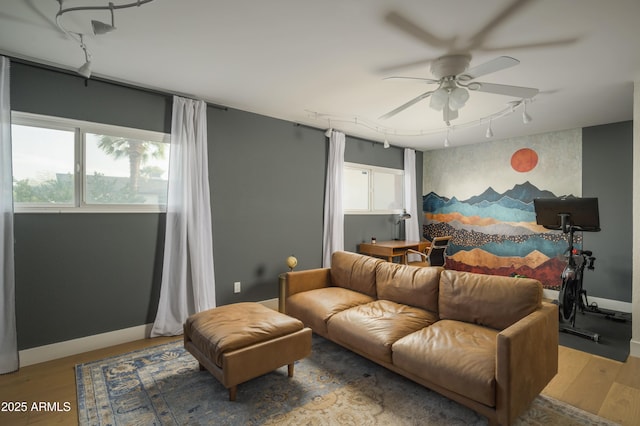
[533,197,600,232]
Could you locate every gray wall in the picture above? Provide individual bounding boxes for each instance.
[14,214,164,348]
[10,62,421,349]
[582,121,633,302]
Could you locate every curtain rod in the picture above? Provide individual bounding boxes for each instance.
[5,54,228,111]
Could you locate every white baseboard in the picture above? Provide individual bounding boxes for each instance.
[19,298,281,367]
[19,323,153,367]
[543,289,632,313]
[631,339,640,358]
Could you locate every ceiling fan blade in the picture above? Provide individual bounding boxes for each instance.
[443,105,458,124]
[378,57,436,74]
[467,0,534,50]
[384,11,456,49]
[464,56,520,79]
[478,37,580,52]
[383,76,440,84]
[473,82,539,98]
[379,91,434,120]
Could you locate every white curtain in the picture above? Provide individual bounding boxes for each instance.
[151,96,216,337]
[322,130,345,267]
[404,148,420,242]
[0,56,18,374]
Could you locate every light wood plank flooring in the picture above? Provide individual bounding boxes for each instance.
[1,337,638,425]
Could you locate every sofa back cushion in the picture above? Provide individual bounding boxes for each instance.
[330,251,383,297]
[376,263,442,313]
[439,270,542,330]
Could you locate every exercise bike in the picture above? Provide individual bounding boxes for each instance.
[533,197,606,342]
[558,226,600,342]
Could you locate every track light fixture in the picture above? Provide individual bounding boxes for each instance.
[444,129,451,148]
[91,3,116,35]
[485,119,494,138]
[55,0,155,78]
[76,34,92,78]
[383,138,390,149]
[522,100,532,124]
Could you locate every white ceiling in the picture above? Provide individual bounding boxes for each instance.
[1,0,639,151]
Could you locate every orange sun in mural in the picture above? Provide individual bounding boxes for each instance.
[511,148,538,173]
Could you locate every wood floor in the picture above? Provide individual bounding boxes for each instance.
[1,337,639,425]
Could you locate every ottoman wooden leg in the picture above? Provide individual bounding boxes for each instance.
[288,363,294,377]
[229,386,237,402]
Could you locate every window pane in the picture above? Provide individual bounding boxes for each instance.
[11,124,75,204]
[85,133,170,205]
[373,171,403,211]
[343,167,369,211]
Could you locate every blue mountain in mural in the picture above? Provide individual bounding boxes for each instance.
[423,191,449,212]
[424,181,562,216]
[440,200,535,222]
[502,181,558,203]
[463,187,502,204]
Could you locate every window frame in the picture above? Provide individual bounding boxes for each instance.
[11,111,170,213]
[343,162,405,215]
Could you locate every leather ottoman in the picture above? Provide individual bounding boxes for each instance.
[183,302,312,401]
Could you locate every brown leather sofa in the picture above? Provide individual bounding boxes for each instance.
[285,251,558,426]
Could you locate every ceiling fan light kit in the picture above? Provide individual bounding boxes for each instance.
[55,0,155,78]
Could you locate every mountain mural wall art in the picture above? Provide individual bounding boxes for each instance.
[422,129,582,289]
[423,182,579,289]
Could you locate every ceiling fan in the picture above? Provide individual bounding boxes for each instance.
[378,0,575,125]
[379,54,539,124]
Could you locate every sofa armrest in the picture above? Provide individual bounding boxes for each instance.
[286,268,331,297]
[495,302,558,425]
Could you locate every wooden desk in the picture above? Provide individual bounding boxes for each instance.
[358,240,430,263]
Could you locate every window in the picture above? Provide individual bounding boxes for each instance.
[343,162,404,214]
[11,112,170,212]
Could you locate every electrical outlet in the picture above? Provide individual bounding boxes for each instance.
[234,281,241,293]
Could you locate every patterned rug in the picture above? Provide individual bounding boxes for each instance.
[76,335,617,425]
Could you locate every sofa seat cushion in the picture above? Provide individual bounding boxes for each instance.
[327,300,438,364]
[286,287,375,336]
[392,320,498,407]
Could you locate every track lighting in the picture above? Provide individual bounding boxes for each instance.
[91,3,116,35]
[485,119,494,138]
[444,129,451,147]
[325,128,333,137]
[383,138,390,149]
[55,0,155,78]
[76,34,92,78]
[522,101,532,124]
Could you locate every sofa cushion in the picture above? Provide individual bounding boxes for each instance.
[376,263,442,313]
[327,300,438,364]
[330,251,382,298]
[286,287,375,336]
[439,270,542,330]
[392,320,498,407]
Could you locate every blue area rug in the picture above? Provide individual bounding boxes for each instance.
[76,335,616,425]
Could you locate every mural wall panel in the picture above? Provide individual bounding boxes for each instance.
[422,129,582,289]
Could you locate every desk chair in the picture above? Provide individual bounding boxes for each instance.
[405,236,452,267]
